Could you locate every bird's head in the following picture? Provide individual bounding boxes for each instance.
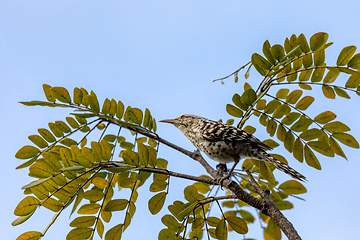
[159,114,201,132]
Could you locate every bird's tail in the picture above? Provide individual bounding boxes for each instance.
[260,151,307,182]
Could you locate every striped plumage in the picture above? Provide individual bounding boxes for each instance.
[160,114,306,181]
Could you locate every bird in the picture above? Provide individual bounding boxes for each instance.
[160,114,306,182]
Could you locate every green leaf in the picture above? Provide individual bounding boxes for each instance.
[264,100,280,114]
[263,40,276,64]
[329,137,347,159]
[92,177,109,189]
[276,88,290,99]
[293,138,304,162]
[28,135,48,148]
[262,139,279,149]
[264,219,281,240]
[290,118,313,132]
[73,87,83,105]
[266,119,277,137]
[16,231,42,240]
[307,141,334,157]
[282,112,300,125]
[284,131,295,153]
[42,198,63,212]
[252,53,272,70]
[310,32,329,51]
[226,216,248,234]
[52,86,71,103]
[279,180,307,194]
[295,96,314,110]
[251,54,267,76]
[298,34,310,53]
[345,73,360,88]
[272,104,290,119]
[314,111,336,124]
[304,145,321,169]
[105,224,123,240]
[348,53,360,70]
[29,159,54,178]
[332,133,359,148]
[14,196,39,216]
[158,229,176,240]
[259,161,275,183]
[322,85,336,99]
[102,98,111,115]
[271,44,285,61]
[11,212,35,226]
[333,86,350,99]
[116,100,125,119]
[300,128,326,141]
[66,117,80,129]
[215,218,228,240]
[77,203,101,214]
[337,45,357,66]
[323,121,350,133]
[226,104,243,118]
[323,69,340,83]
[302,55,313,69]
[286,90,303,104]
[127,107,143,125]
[150,180,168,192]
[21,178,50,189]
[87,94,100,113]
[43,84,55,102]
[15,145,40,159]
[314,50,325,66]
[122,150,139,166]
[48,122,63,137]
[148,192,167,215]
[311,67,325,82]
[66,228,92,240]
[256,99,267,110]
[161,215,180,230]
[241,88,257,107]
[70,216,97,228]
[104,199,128,212]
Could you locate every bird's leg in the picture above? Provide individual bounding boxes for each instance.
[216,163,228,178]
[219,159,239,185]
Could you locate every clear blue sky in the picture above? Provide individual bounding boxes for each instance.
[1,1,360,239]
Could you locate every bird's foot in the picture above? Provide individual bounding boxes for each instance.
[216,164,230,189]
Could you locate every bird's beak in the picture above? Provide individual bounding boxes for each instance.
[159,119,177,125]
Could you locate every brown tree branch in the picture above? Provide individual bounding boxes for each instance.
[246,169,301,240]
[105,118,302,240]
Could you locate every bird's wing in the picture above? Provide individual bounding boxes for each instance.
[202,123,272,150]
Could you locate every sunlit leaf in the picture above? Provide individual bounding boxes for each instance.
[307,141,334,157]
[215,218,228,240]
[16,231,42,240]
[293,138,304,162]
[329,137,347,159]
[286,90,302,104]
[226,216,248,234]
[304,145,321,169]
[77,203,101,214]
[104,199,128,212]
[43,84,55,102]
[322,85,336,99]
[148,192,167,215]
[323,69,340,83]
[252,53,272,70]
[323,121,350,133]
[310,32,329,51]
[332,133,359,148]
[314,111,336,124]
[263,40,276,64]
[66,228,92,240]
[15,146,40,159]
[337,45,357,66]
[295,96,314,110]
[333,86,350,99]
[226,104,243,118]
[87,94,100,114]
[345,73,360,88]
[348,53,360,70]
[52,87,71,103]
[271,44,285,61]
[14,196,39,216]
